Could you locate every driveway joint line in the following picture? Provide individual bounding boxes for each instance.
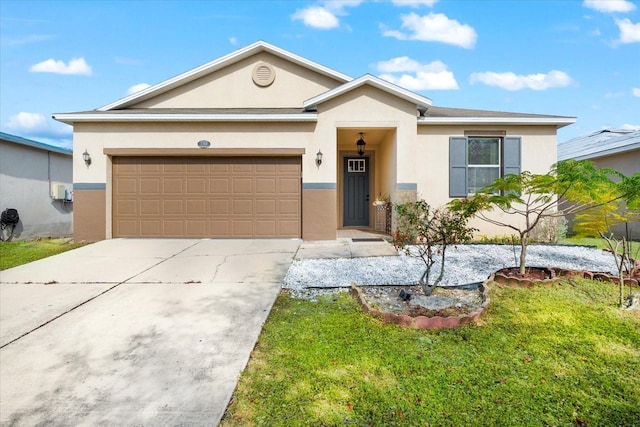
[1,240,204,349]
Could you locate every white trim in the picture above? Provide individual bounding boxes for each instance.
[304,74,432,111]
[418,116,576,126]
[52,113,318,124]
[98,41,352,111]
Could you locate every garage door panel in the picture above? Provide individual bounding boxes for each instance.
[279,220,300,237]
[163,200,184,215]
[232,199,253,215]
[187,178,207,194]
[256,200,276,215]
[211,200,230,214]
[141,178,161,194]
[279,178,300,194]
[256,178,276,194]
[232,221,253,237]
[279,199,300,215]
[113,156,301,238]
[116,178,138,194]
[116,199,137,215]
[232,178,252,194]
[187,200,207,214]
[141,200,161,215]
[186,221,206,236]
[163,178,183,193]
[140,220,162,237]
[256,221,276,236]
[210,178,229,193]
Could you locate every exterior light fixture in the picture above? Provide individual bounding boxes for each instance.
[82,150,91,166]
[316,150,323,166]
[356,132,366,157]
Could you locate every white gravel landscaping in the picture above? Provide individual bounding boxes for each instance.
[283,244,619,293]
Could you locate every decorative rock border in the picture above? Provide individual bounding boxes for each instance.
[350,282,491,330]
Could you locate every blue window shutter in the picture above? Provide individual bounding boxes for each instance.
[504,137,521,176]
[449,137,468,197]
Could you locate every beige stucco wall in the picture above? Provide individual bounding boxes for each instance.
[132,52,343,109]
[0,140,73,240]
[416,125,559,237]
[576,149,640,240]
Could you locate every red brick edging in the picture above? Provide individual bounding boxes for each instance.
[350,282,491,330]
[351,266,639,329]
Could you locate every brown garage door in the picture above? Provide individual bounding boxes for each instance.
[112,156,301,238]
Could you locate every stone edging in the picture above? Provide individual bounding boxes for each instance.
[493,267,640,288]
[350,282,491,330]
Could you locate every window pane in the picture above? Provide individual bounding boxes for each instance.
[468,138,499,165]
[468,167,499,193]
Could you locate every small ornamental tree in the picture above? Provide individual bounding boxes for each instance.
[393,200,476,295]
[449,160,627,276]
[573,172,640,308]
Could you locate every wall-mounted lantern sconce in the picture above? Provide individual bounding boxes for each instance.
[82,150,91,166]
[356,132,366,157]
[316,150,323,167]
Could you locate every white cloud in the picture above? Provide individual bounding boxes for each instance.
[621,123,640,130]
[126,83,151,95]
[229,37,238,45]
[632,88,640,97]
[383,12,477,49]
[391,0,438,7]
[470,70,574,91]
[292,6,339,29]
[377,57,458,90]
[5,112,72,139]
[583,0,636,13]
[615,18,640,43]
[29,57,92,75]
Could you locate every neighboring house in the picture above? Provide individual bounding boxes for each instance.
[53,41,575,241]
[558,129,640,239]
[0,132,73,240]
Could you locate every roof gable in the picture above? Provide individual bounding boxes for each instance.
[99,41,352,111]
[304,74,432,113]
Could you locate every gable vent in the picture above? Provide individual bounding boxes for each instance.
[252,62,275,87]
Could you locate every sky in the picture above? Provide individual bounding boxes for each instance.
[1,0,639,150]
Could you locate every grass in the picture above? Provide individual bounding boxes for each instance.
[221,279,640,426]
[0,238,87,270]
[560,236,640,254]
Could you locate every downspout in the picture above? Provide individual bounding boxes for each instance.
[48,151,52,198]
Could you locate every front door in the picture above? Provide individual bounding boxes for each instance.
[343,157,370,227]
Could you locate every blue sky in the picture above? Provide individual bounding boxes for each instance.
[1,0,639,150]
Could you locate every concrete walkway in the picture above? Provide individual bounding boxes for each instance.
[0,239,299,426]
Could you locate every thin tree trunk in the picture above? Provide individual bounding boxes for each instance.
[519,233,528,275]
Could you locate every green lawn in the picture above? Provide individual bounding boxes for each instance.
[221,280,640,426]
[0,238,87,270]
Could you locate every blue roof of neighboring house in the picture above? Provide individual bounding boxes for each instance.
[0,131,72,156]
[557,129,640,161]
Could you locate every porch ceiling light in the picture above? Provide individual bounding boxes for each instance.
[316,149,323,167]
[82,150,91,166]
[356,132,366,157]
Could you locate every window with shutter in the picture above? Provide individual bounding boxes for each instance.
[449,136,521,197]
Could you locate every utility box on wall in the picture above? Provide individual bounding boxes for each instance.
[52,184,66,200]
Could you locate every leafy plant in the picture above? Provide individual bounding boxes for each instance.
[393,200,476,295]
[572,172,640,307]
[450,160,632,275]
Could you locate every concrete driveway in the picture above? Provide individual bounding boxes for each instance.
[0,238,300,426]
